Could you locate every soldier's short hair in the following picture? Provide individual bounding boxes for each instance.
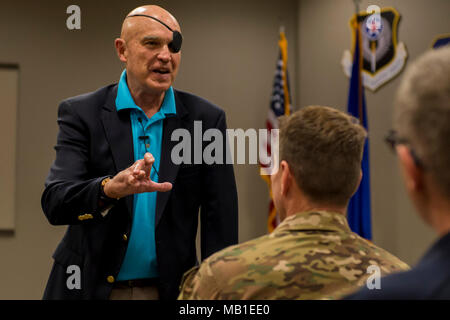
[394,46,450,198]
[279,105,367,206]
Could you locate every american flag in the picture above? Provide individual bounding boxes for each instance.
[260,29,292,233]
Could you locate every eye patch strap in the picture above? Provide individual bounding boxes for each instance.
[126,14,183,53]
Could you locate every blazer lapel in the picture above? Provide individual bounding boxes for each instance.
[100,85,134,217]
[155,90,189,228]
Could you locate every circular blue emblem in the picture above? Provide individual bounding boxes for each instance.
[365,14,383,41]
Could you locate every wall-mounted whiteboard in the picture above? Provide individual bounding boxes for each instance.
[0,65,18,230]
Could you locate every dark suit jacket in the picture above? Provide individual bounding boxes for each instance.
[41,84,238,300]
[345,232,450,299]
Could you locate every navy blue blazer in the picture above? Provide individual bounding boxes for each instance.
[346,232,450,299]
[41,84,238,300]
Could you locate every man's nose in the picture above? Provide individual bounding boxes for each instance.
[157,45,171,62]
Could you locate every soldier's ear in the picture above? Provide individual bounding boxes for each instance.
[351,170,363,197]
[280,160,292,196]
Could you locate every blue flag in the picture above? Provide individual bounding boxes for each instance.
[347,21,372,240]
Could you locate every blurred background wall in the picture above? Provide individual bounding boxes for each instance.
[0,0,448,299]
[296,0,449,266]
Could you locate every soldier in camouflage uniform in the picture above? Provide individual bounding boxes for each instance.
[178,105,409,300]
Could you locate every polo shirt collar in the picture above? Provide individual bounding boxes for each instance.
[115,69,176,116]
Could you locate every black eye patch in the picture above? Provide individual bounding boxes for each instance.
[127,14,183,53]
[169,30,183,53]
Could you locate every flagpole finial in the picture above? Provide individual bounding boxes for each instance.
[353,0,361,15]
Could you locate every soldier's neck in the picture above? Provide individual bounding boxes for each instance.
[284,198,347,218]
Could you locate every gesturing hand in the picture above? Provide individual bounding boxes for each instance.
[103,153,172,199]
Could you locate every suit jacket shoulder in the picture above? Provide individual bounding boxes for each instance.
[61,86,224,124]
[346,232,450,299]
[174,89,225,123]
[59,84,117,116]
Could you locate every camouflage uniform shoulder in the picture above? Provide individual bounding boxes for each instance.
[351,233,410,273]
[178,234,273,300]
[179,211,410,300]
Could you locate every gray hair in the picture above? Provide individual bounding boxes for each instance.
[394,46,450,196]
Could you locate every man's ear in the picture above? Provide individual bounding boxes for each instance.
[351,170,363,197]
[114,38,127,63]
[397,145,423,193]
[280,160,292,196]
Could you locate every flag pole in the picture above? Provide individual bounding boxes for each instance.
[353,0,361,16]
[264,26,291,233]
[347,0,372,240]
[352,0,363,122]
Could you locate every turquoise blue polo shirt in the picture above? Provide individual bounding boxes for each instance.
[115,70,176,280]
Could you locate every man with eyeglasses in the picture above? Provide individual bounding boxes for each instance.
[347,46,450,299]
[41,5,238,300]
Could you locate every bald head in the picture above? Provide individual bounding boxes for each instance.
[114,5,182,98]
[121,5,181,42]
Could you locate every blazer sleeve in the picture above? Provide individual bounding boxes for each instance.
[41,100,109,225]
[200,110,239,259]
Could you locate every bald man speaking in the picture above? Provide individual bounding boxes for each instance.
[41,5,238,300]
